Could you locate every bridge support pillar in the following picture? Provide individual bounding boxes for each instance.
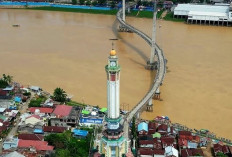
[136,112,140,119]
[146,98,153,112]
[118,0,132,33]
[146,2,157,70]
[154,86,161,100]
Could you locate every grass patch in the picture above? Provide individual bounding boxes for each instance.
[127,10,153,18]
[163,11,185,22]
[157,9,164,19]
[27,6,118,15]
[66,100,87,107]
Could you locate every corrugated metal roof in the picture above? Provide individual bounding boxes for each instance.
[175,4,229,13]
[189,11,227,17]
[138,122,148,132]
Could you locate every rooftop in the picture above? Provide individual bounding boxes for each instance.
[53,105,72,117]
[29,107,53,114]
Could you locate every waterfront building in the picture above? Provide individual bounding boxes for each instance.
[174,4,232,26]
[94,48,128,157]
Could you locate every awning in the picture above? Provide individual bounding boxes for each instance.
[82,110,90,115]
[34,129,44,134]
[100,108,107,112]
[152,132,161,138]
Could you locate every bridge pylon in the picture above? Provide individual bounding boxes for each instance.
[146,98,153,112]
[118,0,132,32]
[154,86,161,100]
[146,2,157,70]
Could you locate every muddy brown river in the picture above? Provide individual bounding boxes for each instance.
[0,9,231,139]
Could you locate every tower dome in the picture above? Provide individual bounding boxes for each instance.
[110,49,116,56]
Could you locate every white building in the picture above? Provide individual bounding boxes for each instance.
[174,3,232,25]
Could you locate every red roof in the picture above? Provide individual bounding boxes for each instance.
[154,149,165,155]
[222,145,230,154]
[178,139,188,147]
[18,134,44,141]
[157,124,168,132]
[153,138,162,149]
[18,139,54,151]
[43,126,66,133]
[138,148,154,155]
[0,89,7,96]
[26,115,41,120]
[181,149,204,157]
[179,131,192,136]
[139,140,154,145]
[161,136,175,145]
[29,107,53,114]
[214,144,223,154]
[53,105,72,117]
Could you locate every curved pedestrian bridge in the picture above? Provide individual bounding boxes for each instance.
[116,4,166,139]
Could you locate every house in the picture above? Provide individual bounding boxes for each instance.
[179,131,192,141]
[72,129,88,139]
[18,115,44,133]
[51,105,79,127]
[1,151,25,157]
[154,149,165,157]
[3,138,19,150]
[29,86,41,93]
[18,139,54,151]
[29,107,53,115]
[153,138,162,149]
[181,149,204,157]
[161,136,175,148]
[18,133,44,141]
[139,140,154,148]
[138,148,153,157]
[138,122,148,135]
[165,146,179,157]
[157,124,168,135]
[0,108,6,114]
[148,122,157,134]
[43,126,66,134]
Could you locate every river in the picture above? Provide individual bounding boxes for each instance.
[0,9,231,139]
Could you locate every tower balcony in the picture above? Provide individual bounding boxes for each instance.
[103,130,124,140]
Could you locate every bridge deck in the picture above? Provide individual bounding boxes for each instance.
[116,4,166,140]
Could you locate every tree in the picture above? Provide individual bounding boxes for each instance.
[110,1,116,8]
[72,0,77,4]
[2,74,13,85]
[79,0,85,5]
[98,0,106,6]
[53,87,67,103]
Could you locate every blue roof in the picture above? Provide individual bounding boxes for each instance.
[72,129,88,137]
[14,96,21,103]
[34,129,44,134]
[138,122,148,132]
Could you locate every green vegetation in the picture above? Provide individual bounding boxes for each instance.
[157,9,164,19]
[23,92,31,97]
[216,152,227,157]
[72,0,77,5]
[127,10,153,18]
[27,7,118,15]
[53,87,67,103]
[66,101,87,107]
[163,11,185,22]
[0,74,13,88]
[45,130,93,157]
[29,95,46,107]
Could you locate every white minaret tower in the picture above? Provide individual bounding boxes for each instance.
[105,48,121,129]
[95,47,127,157]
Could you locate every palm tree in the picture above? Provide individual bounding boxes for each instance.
[2,74,13,85]
[53,87,67,103]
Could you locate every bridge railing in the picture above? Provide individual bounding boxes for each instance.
[117,4,166,123]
